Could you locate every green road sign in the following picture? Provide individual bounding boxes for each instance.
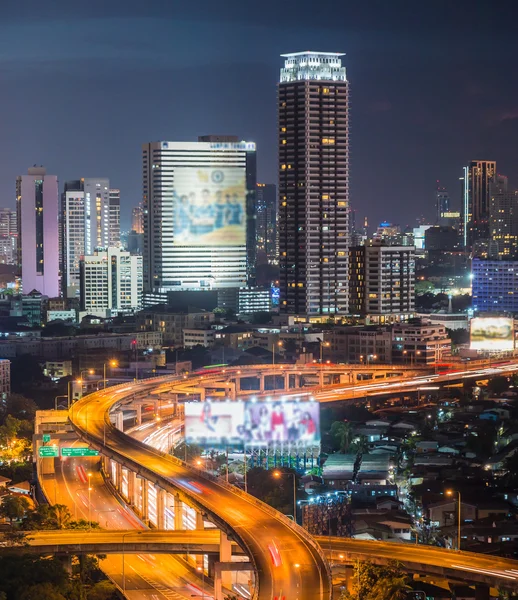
[39,445,59,458]
[61,447,99,458]
[42,434,51,443]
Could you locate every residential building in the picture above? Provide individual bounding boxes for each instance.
[213,325,254,350]
[278,51,350,317]
[17,167,59,296]
[461,160,497,250]
[349,243,415,324]
[43,360,72,380]
[472,258,518,313]
[392,320,451,365]
[0,209,17,265]
[136,307,214,346]
[329,326,393,363]
[183,328,215,348]
[142,136,257,298]
[489,186,518,259]
[256,183,278,266]
[131,204,144,234]
[0,359,10,398]
[61,178,121,297]
[80,248,142,317]
[238,287,271,315]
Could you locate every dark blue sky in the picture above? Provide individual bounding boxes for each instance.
[1,0,517,230]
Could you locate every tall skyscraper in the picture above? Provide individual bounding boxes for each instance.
[131,204,144,234]
[256,183,278,266]
[489,176,518,259]
[61,178,120,297]
[142,137,256,298]
[461,160,497,250]
[278,51,350,316]
[17,167,59,296]
[435,182,450,224]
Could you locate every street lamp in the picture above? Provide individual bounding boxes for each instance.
[446,489,461,550]
[54,394,67,411]
[272,340,283,367]
[68,379,83,409]
[87,472,93,529]
[273,470,297,522]
[367,354,377,365]
[103,360,118,390]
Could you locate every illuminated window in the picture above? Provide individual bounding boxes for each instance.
[323,87,330,94]
[282,201,287,207]
[337,201,346,207]
[281,127,286,132]
[281,164,287,170]
[368,294,377,298]
[282,139,287,145]
[323,258,329,263]
[322,194,329,200]
[337,251,345,256]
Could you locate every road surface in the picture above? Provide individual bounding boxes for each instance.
[70,378,332,600]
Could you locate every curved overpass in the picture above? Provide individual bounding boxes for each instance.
[9,531,518,590]
[69,377,332,600]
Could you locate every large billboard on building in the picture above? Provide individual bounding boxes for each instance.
[173,167,246,247]
[185,400,245,447]
[470,317,514,350]
[185,399,320,449]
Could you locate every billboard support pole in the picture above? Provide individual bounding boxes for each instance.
[244,450,247,493]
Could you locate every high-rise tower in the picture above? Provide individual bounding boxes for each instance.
[17,167,59,296]
[278,51,350,316]
[461,160,497,250]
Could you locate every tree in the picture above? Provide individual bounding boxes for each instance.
[2,530,32,547]
[330,421,353,453]
[87,581,118,600]
[488,376,510,396]
[52,504,71,529]
[0,495,31,525]
[415,280,435,295]
[18,583,67,600]
[1,394,38,423]
[9,355,48,393]
[370,575,412,600]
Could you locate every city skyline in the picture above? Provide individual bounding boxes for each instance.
[1,1,517,229]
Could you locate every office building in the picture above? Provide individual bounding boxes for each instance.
[256,183,278,266]
[17,167,60,296]
[435,182,450,224]
[489,183,518,259]
[349,243,415,324]
[278,51,349,317]
[61,178,120,297]
[472,258,518,314]
[131,204,144,234]
[142,137,256,298]
[329,326,392,364]
[136,307,214,346]
[461,160,497,250]
[79,247,142,317]
[0,208,17,264]
[238,287,271,315]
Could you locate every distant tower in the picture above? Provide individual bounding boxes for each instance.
[461,160,497,250]
[435,181,450,224]
[278,51,350,316]
[17,167,60,296]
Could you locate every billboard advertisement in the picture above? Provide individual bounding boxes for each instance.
[243,401,320,450]
[173,167,246,247]
[185,399,320,449]
[185,400,245,446]
[470,317,514,350]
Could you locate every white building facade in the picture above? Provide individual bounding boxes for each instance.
[142,137,257,296]
[80,248,142,317]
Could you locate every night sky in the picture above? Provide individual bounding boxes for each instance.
[1,0,517,230]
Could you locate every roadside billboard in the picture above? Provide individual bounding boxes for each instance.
[185,400,245,447]
[185,399,320,449]
[173,167,246,247]
[470,317,514,351]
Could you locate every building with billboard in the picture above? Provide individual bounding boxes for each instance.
[470,317,514,351]
[278,51,350,317]
[142,137,256,300]
[472,258,518,314]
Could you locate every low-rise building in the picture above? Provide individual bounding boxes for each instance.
[392,319,451,365]
[43,360,72,380]
[0,359,10,397]
[137,307,214,347]
[213,325,254,351]
[238,287,271,315]
[329,326,392,363]
[183,328,216,348]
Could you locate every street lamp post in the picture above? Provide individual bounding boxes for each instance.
[54,395,68,411]
[273,470,297,522]
[366,354,377,365]
[272,340,283,367]
[446,489,461,550]
[103,360,118,390]
[68,379,83,409]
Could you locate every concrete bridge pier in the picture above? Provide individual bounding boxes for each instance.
[156,487,166,529]
[127,470,136,506]
[135,404,142,425]
[219,532,232,588]
[113,411,124,432]
[174,495,183,530]
[475,584,490,600]
[259,374,265,393]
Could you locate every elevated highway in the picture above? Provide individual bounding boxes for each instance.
[7,530,518,590]
[69,378,332,600]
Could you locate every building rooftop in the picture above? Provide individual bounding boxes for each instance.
[280,51,347,83]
